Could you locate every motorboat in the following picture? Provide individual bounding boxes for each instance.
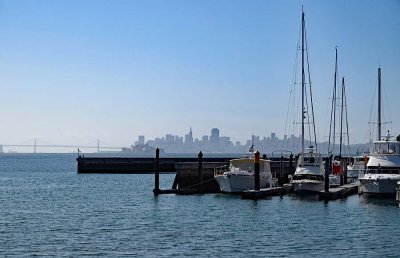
[214,156,276,194]
[292,146,325,193]
[358,68,400,195]
[359,133,400,195]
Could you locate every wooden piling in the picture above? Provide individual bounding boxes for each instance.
[339,156,344,186]
[289,153,294,175]
[153,148,160,195]
[198,151,203,194]
[279,156,284,186]
[254,151,260,191]
[324,157,329,192]
[343,158,348,185]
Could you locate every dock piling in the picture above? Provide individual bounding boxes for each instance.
[343,158,348,185]
[279,156,284,186]
[198,151,203,194]
[324,157,329,192]
[396,182,400,202]
[153,148,160,195]
[254,151,260,191]
[339,156,344,186]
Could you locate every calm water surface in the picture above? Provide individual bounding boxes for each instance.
[0,154,399,257]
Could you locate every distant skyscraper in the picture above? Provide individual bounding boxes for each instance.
[210,128,220,145]
[138,135,145,145]
[185,127,193,144]
[165,134,174,145]
[271,133,276,140]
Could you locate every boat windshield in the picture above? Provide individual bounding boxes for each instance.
[373,142,400,155]
[292,174,324,181]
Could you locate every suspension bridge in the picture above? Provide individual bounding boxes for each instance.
[0,139,126,153]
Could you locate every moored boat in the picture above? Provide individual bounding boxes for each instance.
[214,157,276,194]
[358,68,400,195]
[359,133,400,195]
[288,9,324,194]
[292,146,325,193]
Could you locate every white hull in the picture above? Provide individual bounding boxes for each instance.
[292,180,324,193]
[292,161,324,194]
[214,174,273,193]
[359,174,400,195]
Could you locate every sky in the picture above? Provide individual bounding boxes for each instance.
[0,0,399,151]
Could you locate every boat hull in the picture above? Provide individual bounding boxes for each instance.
[214,174,271,194]
[359,175,400,195]
[292,180,324,194]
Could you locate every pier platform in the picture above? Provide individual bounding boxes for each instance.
[241,185,293,200]
[318,183,359,201]
[77,155,296,195]
[77,157,233,173]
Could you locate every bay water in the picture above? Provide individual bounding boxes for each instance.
[1,154,399,257]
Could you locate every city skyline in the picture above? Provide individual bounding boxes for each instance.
[0,1,399,147]
[0,125,374,154]
[132,127,370,155]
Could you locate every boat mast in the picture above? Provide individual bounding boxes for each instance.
[301,8,305,155]
[328,47,338,156]
[377,67,381,141]
[339,77,345,158]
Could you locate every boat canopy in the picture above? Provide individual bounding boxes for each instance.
[230,158,271,173]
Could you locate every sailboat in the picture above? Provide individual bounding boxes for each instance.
[290,9,325,194]
[327,48,353,187]
[358,68,400,195]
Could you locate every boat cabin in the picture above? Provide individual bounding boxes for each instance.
[298,146,321,166]
[372,141,400,155]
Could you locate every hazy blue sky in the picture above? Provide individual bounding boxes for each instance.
[0,0,399,150]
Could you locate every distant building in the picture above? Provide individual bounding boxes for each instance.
[185,127,193,144]
[166,134,174,145]
[210,128,220,145]
[220,136,232,147]
[138,135,145,145]
[175,136,183,144]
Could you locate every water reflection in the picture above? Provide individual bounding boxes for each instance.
[359,195,398,207]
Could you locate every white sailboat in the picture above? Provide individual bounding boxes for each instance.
[327,48,354,186]
[290,9,325,194]
[359,68,400,195]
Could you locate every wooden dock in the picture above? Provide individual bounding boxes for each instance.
[318,183,359,201]
[76,156,233,173]
[241,185,293,199]
[76,151,297,195]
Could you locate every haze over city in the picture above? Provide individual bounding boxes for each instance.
[0,0,399,151]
